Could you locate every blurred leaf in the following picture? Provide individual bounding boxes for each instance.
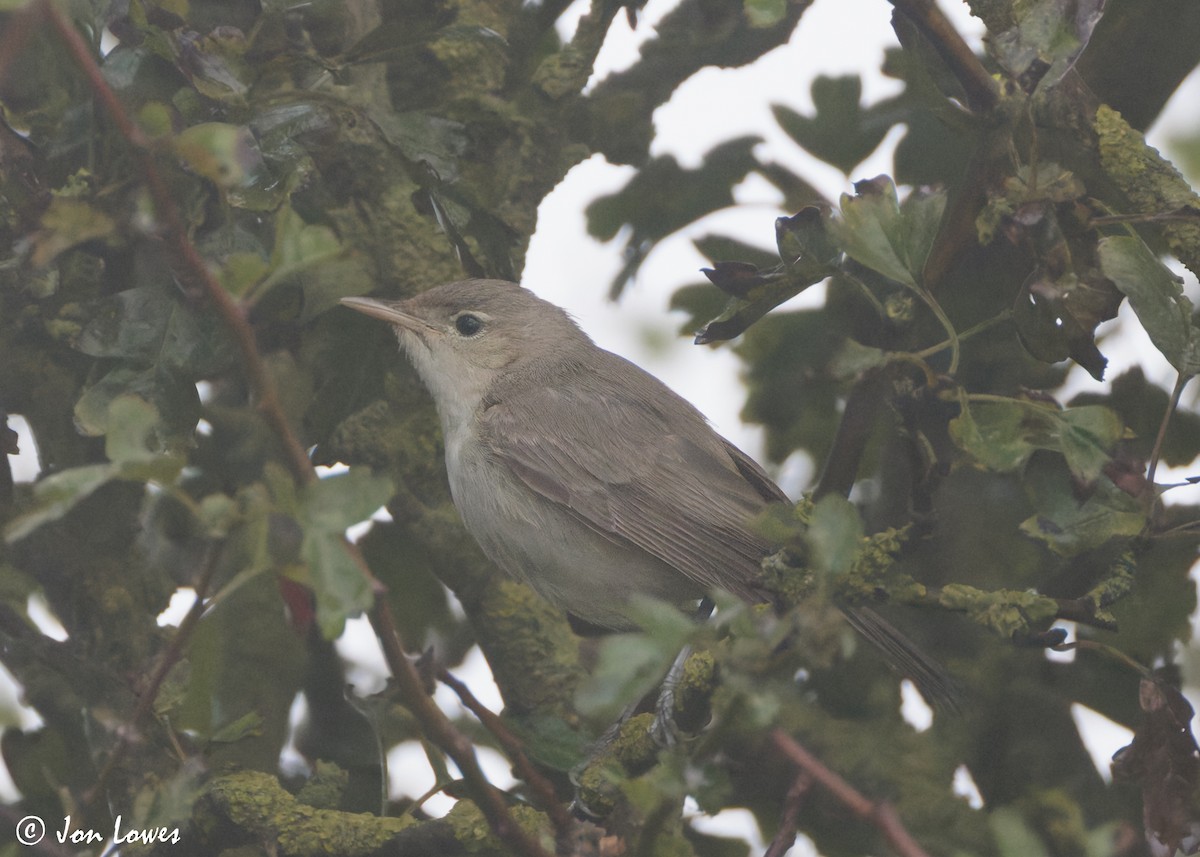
[31,196,116,267]
[575,631,679,722]
[75,286,237,377]
[950,395,1123,482]
[693,234,779,270]
[173,122,265,188]
[736,308,848,464]
[359,522,457,652]
[586,137,762,295]
[1112,678,1200,856]
[4,463,117,543]
[7,397,184,542]
[827,177,945,288]
[74,365,202,449]
[991,806,1053,857]
[773,76,893,174]
[806,494,864,577]
[209,710,265,744]
[104,394,164,464]
[828,339,888,380]
[1021,489,1145,557]
[1070,368,1200,466]
[1099,235,1200,375]
[297,469,394,639]
[744,0,788,28]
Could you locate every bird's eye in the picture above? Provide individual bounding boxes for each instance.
[454,314,483,336]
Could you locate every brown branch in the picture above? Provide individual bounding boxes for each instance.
[770,729,932,857]
[764,771,813,857]
[889,0,998,114]
[40,0,315,487]
[438,667,577,848]
[815,368,889,499]
[373,598,555,857]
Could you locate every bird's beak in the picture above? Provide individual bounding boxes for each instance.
[340,296,430,334]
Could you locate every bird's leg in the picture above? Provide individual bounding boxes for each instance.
[649,598,715,746]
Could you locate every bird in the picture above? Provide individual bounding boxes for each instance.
[341,278,953,706]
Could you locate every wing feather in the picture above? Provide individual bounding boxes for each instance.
[478,352,779,601]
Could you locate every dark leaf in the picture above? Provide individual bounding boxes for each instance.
[1099,235,1200,375]
[772,75,894,174]
[1112,677,1200,855]
[585,136,762,295]
[989,0,1107,91]
[76,286,237,378]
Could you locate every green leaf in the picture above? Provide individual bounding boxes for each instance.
[575,633,678,721]
[951,396,1123,481]
[1020,478,1146,556]
[949,398,1037,473]
[827,177,945,288]
[1057,406,1126,483]
[73,366,202,450]
[4,464,116,543]
[75,286,236,377]
[806,494,864,577]
[744,0,788,28]
[271,206,342,280]
[7,396,184,542]
[300,469,394,536]
[302,531,374,640]
[104,394,163,464]
[208,710,265,744]
[31,196,115,267]
[828,338,888,380]
[173,122,263,188]
[1098,235,1200,375]
[989,0,1105,91]
[296,468,394,638]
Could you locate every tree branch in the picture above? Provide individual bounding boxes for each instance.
[770,729,933,857]
[888,0,998,114]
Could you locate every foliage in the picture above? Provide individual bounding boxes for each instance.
[0,0,1199,856]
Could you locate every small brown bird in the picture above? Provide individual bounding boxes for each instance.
[342,279,952,703]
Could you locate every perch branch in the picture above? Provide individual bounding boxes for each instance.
[771,729,932,857]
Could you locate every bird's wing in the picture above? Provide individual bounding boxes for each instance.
[478,358,778,601]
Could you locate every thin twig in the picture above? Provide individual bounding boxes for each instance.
[439,667,577,847]
[1147,372,1192,489]
[763,771,813,857]
[374,599,555,857]
[770,729,933,857]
